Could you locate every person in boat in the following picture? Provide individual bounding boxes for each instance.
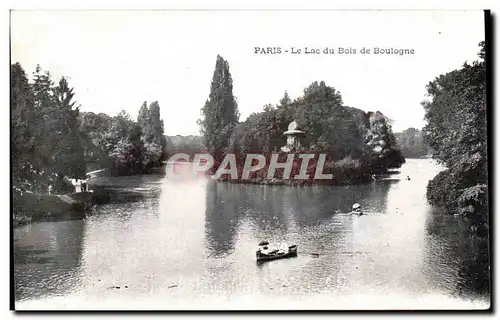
[258,241,288,256]
[277,243,289,255]
[351,203,363,215]
[257,241,298,261]
[257,241,270,256]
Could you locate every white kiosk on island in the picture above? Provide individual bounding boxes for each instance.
[281,121,306,153]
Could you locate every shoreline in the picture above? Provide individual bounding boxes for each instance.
[13,191,96,229]
[12,163,404,228]
[213,176,375,187]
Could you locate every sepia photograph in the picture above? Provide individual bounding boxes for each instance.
[10,9,490,311]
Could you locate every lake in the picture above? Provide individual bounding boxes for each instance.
[13,159,490,310]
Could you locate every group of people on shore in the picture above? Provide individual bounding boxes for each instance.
[47,178,89,195]
[73,179,89,192]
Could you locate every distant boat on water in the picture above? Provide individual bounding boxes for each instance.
[351,203,363,215]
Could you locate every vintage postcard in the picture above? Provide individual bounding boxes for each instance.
[11,9,490,311]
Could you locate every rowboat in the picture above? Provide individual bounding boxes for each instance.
[256,241,298,262]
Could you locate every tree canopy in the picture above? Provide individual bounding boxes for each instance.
[394,128,429,159]
[202,72,404,183]
[198,55,240,161]
[78,100,167,176]
[423,42,488,233]
[12,63,86,194]
[12,63,168,195]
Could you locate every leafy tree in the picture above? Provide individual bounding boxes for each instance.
[98,111,141,175]
[279,90,292,107]
[79,102,167,175]
[137,101,149,134]
[52,77,86,179]
[394,127,429,158]
[198,55,240,161]
[12,64,88,194]
[137,101,166,167]
[31,65,58,178]
[423,42,487,233]
[11,63,36,194]
[78,111,113,161]
[362,111,405,171]
[148,101,164,143]
[165,135,203,156]
[148,101,167,163]
[12,62,170,203]
[224,80,403,181]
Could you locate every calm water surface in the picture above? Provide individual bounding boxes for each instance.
[14,159,490,310]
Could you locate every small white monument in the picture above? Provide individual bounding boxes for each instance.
[281,121,305,152]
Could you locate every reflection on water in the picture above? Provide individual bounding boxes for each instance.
[424,209,490,300]
[14,220,85,301]
[203,180,395,259]
[14,159,490,309]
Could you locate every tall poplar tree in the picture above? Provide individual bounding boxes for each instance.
[53,77,86,179]
[198,55,240,160]
[137,101,166,167]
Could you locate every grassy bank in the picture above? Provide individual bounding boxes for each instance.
[13,192,96,228]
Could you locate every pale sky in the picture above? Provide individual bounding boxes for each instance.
[11,10,485,135]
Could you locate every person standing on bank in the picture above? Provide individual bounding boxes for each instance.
[74,179,81,192]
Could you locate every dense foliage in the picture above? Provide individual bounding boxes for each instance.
[12,63,167,197]
[78,101,167,175]
[423,42,488,232]
[394,127,429,158]
[166,135,204,156]
[197,61,404,183]
[198,55,240,161]
[12,63,86,195]
[138,101,168,165]
[226,82,404,171]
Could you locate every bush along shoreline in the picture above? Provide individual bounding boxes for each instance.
[423,42,488,236]
[12,192,94,228]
